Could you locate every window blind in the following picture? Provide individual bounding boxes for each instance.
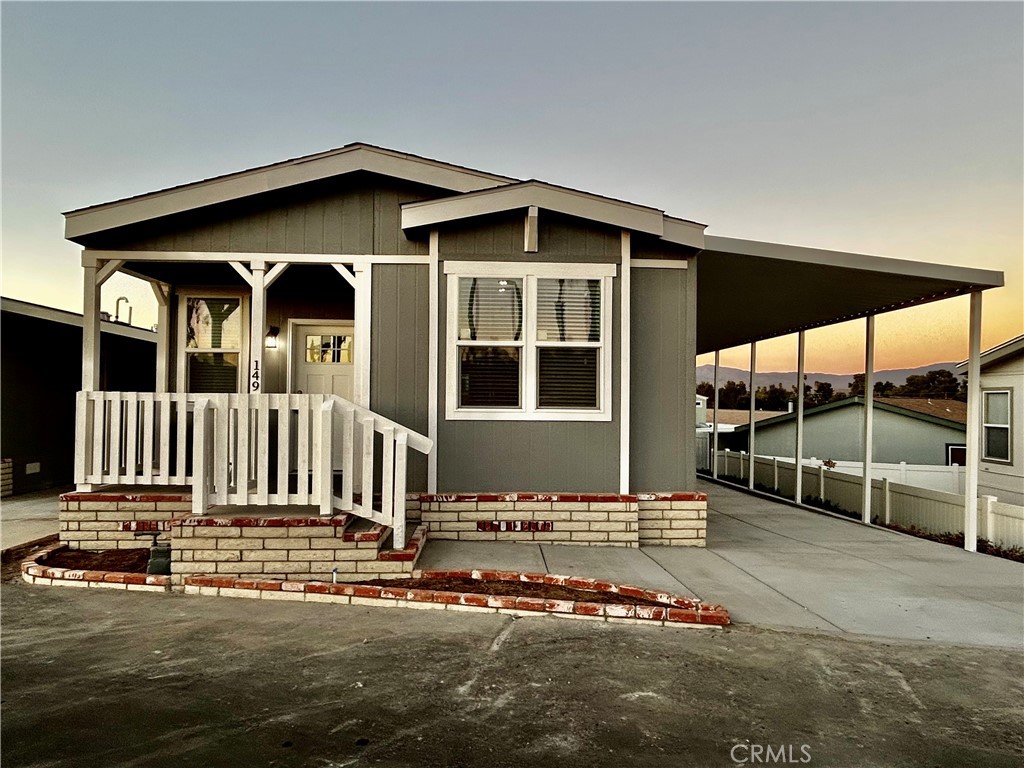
[536,278,600,342]
[537,347,598,408]
[458,277,523,341]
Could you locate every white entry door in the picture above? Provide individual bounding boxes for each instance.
[291,323,355,400]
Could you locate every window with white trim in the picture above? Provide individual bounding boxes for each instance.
[177,294,246,393]
[982,389,1012,462]
[445,263,614,421]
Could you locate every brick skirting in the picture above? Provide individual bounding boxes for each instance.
[59,493,191,550]
[170,516,427,586]
[420,492,707,547]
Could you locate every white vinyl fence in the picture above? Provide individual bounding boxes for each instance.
[707,450,1024,549]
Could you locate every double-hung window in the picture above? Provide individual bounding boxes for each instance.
[982,389,1012,462]
[446,262,614,421]
[177,293,246,393]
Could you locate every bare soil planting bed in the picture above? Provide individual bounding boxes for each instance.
[38,546,150,573]
[358,576,667,606]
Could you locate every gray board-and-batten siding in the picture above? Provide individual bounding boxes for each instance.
[435,211,628,493]
[76,175,699,493]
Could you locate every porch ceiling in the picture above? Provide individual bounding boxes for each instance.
[695,236,1004,354]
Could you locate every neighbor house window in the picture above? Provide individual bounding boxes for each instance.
[179,295,245,393]
[445,263,614,421]
[982,390,1012,462]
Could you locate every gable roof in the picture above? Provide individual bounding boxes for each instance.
[401,180,705,247]
[64,143,517,240]
[955,334,1024,372]
[730,395,967,433]
[1,296,156,342]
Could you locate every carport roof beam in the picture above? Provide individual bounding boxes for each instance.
[696,236,1004,355]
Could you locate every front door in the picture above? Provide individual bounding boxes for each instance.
[291,323,355,399]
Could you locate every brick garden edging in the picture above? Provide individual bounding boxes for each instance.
[20,545,170,592]
[182,568,730,627]
[21,546,730,627]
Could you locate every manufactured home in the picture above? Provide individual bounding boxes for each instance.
[59,143,1005,574]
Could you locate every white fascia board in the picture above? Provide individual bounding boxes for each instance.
[662,216,706,249]
[955,335,1024,371]
[64,146,513,240]
[705,235,1005,288]
[402,182,665,237]
[1,297,156,342]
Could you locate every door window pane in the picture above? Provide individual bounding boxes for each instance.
[305,334,352,363]
[185,298,241,349]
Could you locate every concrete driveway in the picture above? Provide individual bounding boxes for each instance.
[0,487,64,550]
[419,479,1024,649]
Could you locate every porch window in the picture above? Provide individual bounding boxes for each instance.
[982,390,1011,462]
[182,297,243,393]
[446,263,613,421]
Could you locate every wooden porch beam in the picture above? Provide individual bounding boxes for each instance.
[95,258,125,286]
[332,264,358,289]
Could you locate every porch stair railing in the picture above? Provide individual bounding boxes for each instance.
[74,392,432,548]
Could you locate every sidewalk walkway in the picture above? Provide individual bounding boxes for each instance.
[0,488,65,550]
[417,479,1024,648]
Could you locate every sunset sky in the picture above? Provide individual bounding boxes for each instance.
[2,2,1021,374]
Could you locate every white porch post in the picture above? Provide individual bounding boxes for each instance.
[795,330,806,504]
[427,230,439,493]
[861,315,876,524]
[964,292,983,552]
[82,262,101,391]
[151,282,170,393]
[248,261,266,393]
[619,230,631,494]
[748,341,757,490]
[712,350,720,479]
[354,265,373,409]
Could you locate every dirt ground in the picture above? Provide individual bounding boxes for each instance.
[1,580,1021,768]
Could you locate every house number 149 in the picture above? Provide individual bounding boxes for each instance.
[250,361,260,392]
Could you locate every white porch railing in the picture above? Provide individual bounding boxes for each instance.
[75,392,432,548]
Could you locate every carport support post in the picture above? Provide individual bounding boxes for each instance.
[964,291,982,552]
[712,350,720,479]
[861,315,876,524]
[794,331,806,504]
[748,341,757,490]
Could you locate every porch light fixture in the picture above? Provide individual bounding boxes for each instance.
[265,326,280,349]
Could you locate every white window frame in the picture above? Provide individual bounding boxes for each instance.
[981,388,1012,463]
[176,290,249,394]
[444,261,615,422]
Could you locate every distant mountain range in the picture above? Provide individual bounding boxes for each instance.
[696,362,961,393]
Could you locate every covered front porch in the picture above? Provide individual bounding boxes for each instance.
[75,251,431,548]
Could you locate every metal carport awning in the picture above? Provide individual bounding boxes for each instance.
[694,234,1004,554]
[695,235,1004,355]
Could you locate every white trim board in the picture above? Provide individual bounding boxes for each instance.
[619,231,631,494]
[631,259,688,269]
[65,144,514,239]
[443,261,617,278]
[82,250,430,267]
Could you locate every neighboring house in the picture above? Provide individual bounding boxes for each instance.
[957,336,1024,505]
[696,394,708,425]
[56,142,1003,553]
[725,397,967,465]
[701,408,789,433]
[0,297,156,494]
